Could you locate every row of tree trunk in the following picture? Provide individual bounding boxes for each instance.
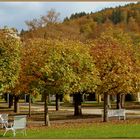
[7,93,58,126]
[72,93,126,122]
[8,94,19,113]
[49,93,125,118]
[116,94,125,109]
[7,94,32,114]
[6,93,125,126]
[103,93,125,122]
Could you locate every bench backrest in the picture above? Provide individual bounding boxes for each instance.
[0,114,8,123]
[108,109,125,117]
[13,115,27,129]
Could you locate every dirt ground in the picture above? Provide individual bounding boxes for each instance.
[1,101,140,128]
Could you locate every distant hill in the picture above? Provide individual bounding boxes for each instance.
[21,2,140,42]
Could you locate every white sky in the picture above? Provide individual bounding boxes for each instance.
[0,2,137,31]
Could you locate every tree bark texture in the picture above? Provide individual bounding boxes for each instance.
[44,94,50,126]
[121,94,125,108]
[103,93,109,122]
[116,93,121,109]
[14,96,19,113]
[9,94,13,108]
[73,93,82,116]
[55,94,60,111]
[29,94,31,117]
[98,94,102,103]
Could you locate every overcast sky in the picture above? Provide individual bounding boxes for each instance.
[0,2,137,31]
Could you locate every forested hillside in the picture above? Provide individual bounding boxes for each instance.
[21,2,140,43]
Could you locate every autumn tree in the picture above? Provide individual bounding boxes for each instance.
[0,27,21,112]
[41,9,60,25]
[40,39,100,116]
[21,38,100,124]
[131,34,140,99]
[25,9,60,30]
[25,18,42,30]
[18,38,50,116]
[91,28,140,122]
[120,10,128,24]
[0,27,21,93]
[127,17,139,32]
[80,20,97,38]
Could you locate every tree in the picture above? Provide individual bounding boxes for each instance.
[0,27,21,93]
[69,12,86,20]
[91,28,140,122]
[94,13,105,24]
[63,17,69,22]
[41,9,60,26]
[19,38,49,115]
[25,18,42,30]
[110,9,121,24]
[134,10,140,24]
[40,39,100,116]
[21,38,99,123]
[25,9,60,30]
[127,17,139,32]
[120,10,128,24]
[80,20,97,38]
[131,34,140,95]
[20,38,58,125]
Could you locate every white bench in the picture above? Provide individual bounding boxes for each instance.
[102,109,126,120]
[0,114,8,128]
[3,115,27,137]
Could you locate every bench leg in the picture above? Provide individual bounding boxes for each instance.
[124,115,126,120]
[24,129,27,136]
[3,129,8,136]
[12,129,16,137]
[119,116,120,120]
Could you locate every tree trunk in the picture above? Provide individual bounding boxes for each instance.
[41,93,45,102]
[73,93,82,116]
[48,94,51,104]
[14,96,19,113]
[7,93,9,104]
[29,94,31,117]
[108,95,111,108]
[121,94,125,108]
[97,94,102,103]
[116,93,121,109]
[9,94,13,108]
[103,93,109,122]
[44,94,50,126]
[55,94,60,111]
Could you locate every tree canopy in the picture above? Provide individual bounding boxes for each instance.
[41,39,100,95]
[90,28,140,96]
[0,28,21,92]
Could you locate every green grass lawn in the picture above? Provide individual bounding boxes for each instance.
[1,122,140,138]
